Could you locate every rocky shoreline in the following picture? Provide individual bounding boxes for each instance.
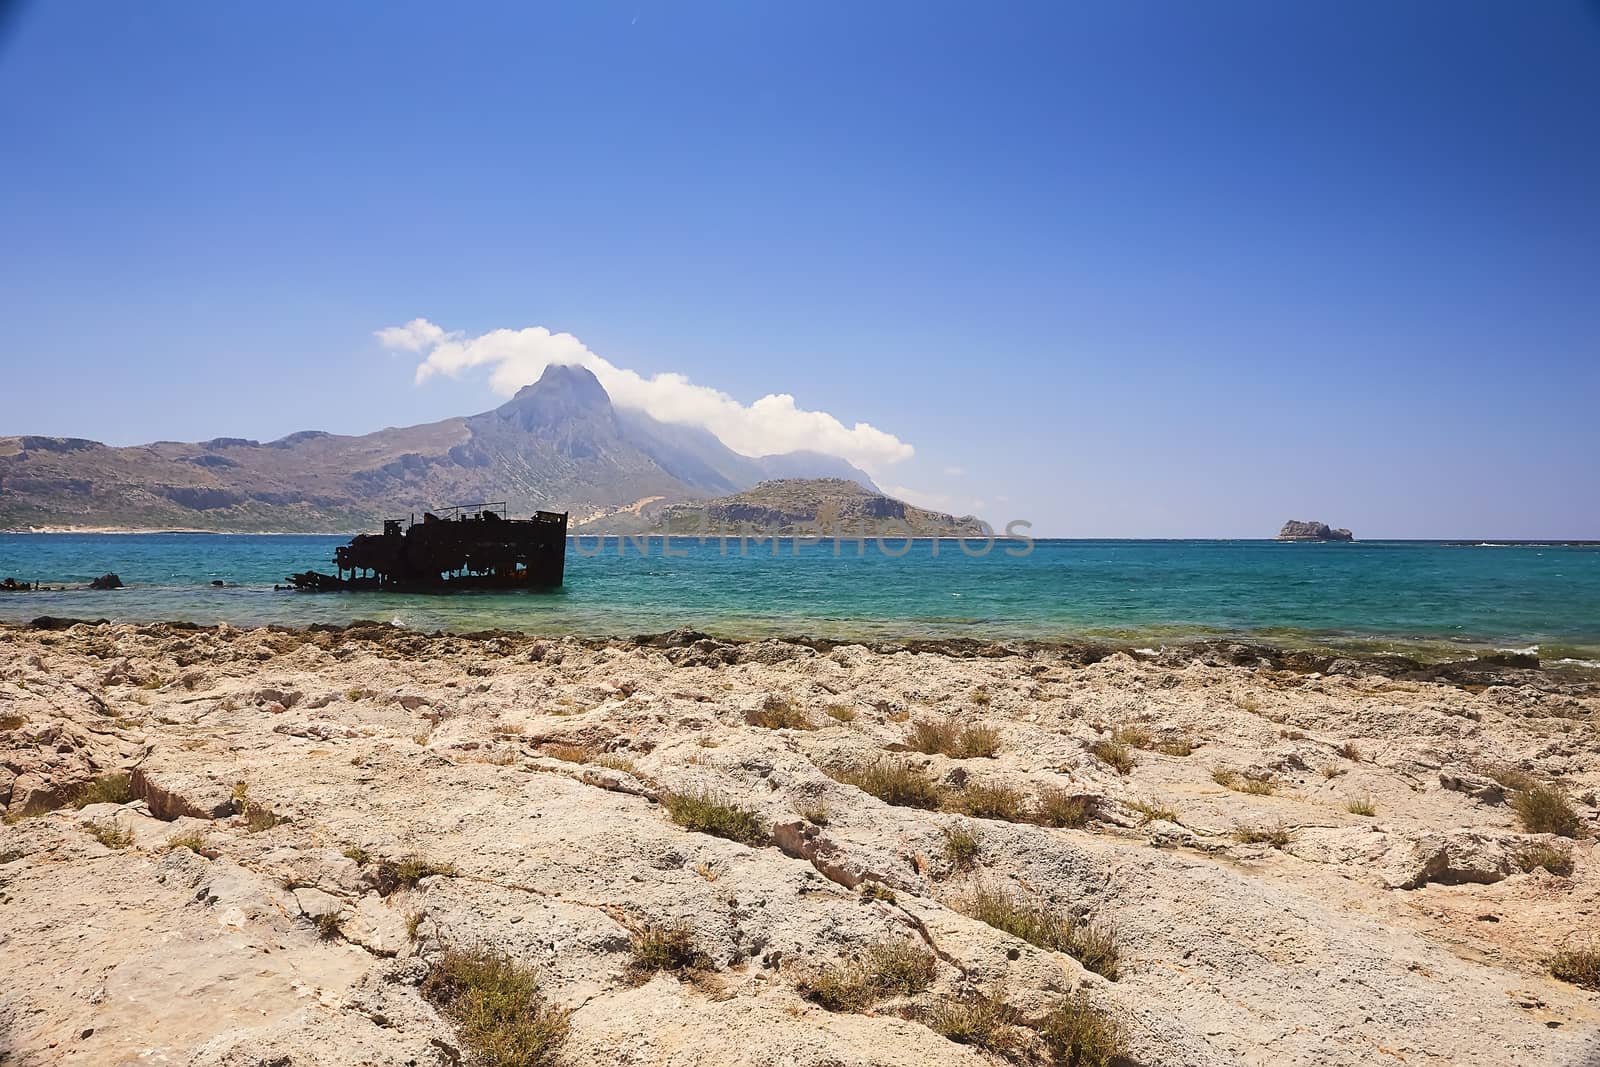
[2,620,1598,1065]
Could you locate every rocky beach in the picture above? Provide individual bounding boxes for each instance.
[0,621,1597,1066]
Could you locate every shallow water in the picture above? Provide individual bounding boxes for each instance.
[2,534,1598,659]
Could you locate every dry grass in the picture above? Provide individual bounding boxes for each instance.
[921,994,1021,1054]
[83,820,132,849]
[1087,737,1135,775]
[73,772,133,808]
[316,912,343,940]
[1129,798,1179,825]
[1511,784,1582,838]
[342,843,373,865]
[1234,821,1294,848]
[0,713,24,731]
[953,780,1027,821]
[797,801,831,826]
[1513,840,1574,876]
[166,830,215,857]
[1549,947,1600,991]
[824,704,858,723]
[1037,990,1130,1067]
[942,823,981,870]
[908,719,1001,759]
[748,695,815,730]
[1345,795,1377,817]
[420,947,570,1067]
[661,790,770,845]
[1321,764,1345,780]
[593,753,639,776]
[1033,787,1094,828]
[1337,741,1363,762]
[832,759,946,810]
[956,885,1119,979]
[799,940,937,1011]
[1154,737,1196,757]
[629,923,708,977]
[860,881,898,904]
[1485,765,1540,793]
[543,743,593,764]
[1214,767,1276,795]
[243,803,286,833]
[372,856,459,895]
[970,687,992,706]
[1112,724,1152,749]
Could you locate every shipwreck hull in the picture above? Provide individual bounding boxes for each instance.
[289,504,567,593]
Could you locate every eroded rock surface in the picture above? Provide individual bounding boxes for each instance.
[1,622,1597,1066]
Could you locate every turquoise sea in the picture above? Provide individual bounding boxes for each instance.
[1,534,1598,662]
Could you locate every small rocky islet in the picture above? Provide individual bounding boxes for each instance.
[1276,520,1355,542]
[1,619,1597,1066]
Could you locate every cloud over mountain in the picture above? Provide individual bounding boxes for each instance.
[383,319,915,473]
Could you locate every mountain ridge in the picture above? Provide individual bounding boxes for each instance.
[0,365,883,533]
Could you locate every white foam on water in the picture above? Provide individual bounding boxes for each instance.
[1495,645,1538,656]
[1134,647,1158,656]
[1553,658,1600,669]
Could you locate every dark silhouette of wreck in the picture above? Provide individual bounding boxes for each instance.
[288,503,568,592]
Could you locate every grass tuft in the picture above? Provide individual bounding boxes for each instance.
[166,829,214,856]
[421,947,570,1067]
[372,855,458,895]
[908,719,1001,759]
[748,694,815,730]
[1154,737,1196,757]
[316,912,343,940]
[957,885,1119,979]
[922,994,1022,1053]
[942,823,981,871]
[1112,724,1152,749]
[629,922,708,977]
[1233,821,1294,848]
[1129,798,1179,824]
[1511,784,1582,838]
[1087,737,1135,775]
[1037,989,1130,1067]
[1485,764,1539,793]
[799,940,937,1011]
[1345,795,1377,817]
[1034,787,1095,828]
[797,801,831,826]
[1337,741,1363,762]
[83,820,132,849]
[243,803,286,833]
[824,703,858,723]
[953,780,1027,821]
[661,790,769,845]
[832,759,946,810]
[1550,948,1600,991]
[342,843,373,865]
[73,772,133,808]
[0,713,24,731]
[1513,840,1574,876]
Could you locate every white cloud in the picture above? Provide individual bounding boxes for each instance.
[381,319,915,471]
[374,318,457,353]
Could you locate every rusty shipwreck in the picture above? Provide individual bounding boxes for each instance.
[288,503,568,592]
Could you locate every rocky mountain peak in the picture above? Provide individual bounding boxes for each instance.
[493,364,614,433]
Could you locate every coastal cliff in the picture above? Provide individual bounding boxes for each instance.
[1277,520,1354,542]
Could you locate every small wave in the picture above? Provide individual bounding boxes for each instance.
[1553,658,1600,669]
[1476,543,1510,548]
[1495,645,1539,656]
[1133,647,1158,656]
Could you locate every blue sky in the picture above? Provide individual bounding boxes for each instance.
[2,1,1597,537]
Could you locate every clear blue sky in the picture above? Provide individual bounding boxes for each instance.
[2,1,1597,537]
